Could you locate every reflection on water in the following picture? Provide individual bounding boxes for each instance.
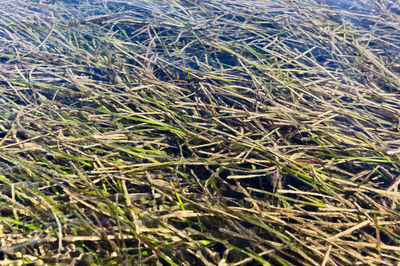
[1,0,400,89]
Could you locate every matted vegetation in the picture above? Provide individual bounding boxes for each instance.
[1,0,400,265]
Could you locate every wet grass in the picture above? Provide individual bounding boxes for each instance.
[1,0,400,265]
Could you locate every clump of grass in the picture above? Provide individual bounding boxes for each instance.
[0,0,400,264]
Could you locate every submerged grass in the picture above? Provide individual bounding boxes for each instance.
[0,0,400,264]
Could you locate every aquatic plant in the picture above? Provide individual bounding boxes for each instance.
[0,0,400,264]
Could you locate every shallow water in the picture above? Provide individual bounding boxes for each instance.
[1,1,400,265]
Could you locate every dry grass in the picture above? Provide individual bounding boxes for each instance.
[0,0,400,265]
